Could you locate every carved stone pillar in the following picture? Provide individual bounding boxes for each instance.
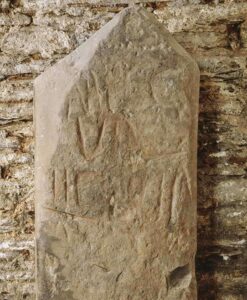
[35,6,199,300]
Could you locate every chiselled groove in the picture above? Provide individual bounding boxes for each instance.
[76,81,88,113]
[183,165,192,199]
[53,169,66,204]
[91,70,103,110]
[171,172,183,226]
[63,224,68,240]
[116,271,123,282]
[168,171,179,227]
[149,80,157,104]
[94,119,106,154]
[74,173,79,206]
[64,169,67,203]
[157,174,165,219]
[108,196,115,220]
[149,69,164,105]
[42,206,95,221]
[105,88,110,111]
[92,264,109,272]
[52,169,55,203]
[91,71,111,111]
[115,119,119,137]
[165,276,169,296]
[91,71,101,108]
[66,99,70,120]
[169,169,192,227]
[66,169,73,207]
[75,173,79,206]
[67,169,71,206]
[76,117,88,160]
[123,118,139,147]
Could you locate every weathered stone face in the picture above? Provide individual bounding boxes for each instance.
[35,7,199,300]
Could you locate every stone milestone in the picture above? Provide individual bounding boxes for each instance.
[34,7,200,300]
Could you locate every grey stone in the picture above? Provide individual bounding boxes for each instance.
[21,0,168,14]
[1,27,73,59]
[0,102,33,125]
[35,6,199,300]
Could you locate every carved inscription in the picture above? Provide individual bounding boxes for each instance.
[35,7,199,300]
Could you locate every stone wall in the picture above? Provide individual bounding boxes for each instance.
[0,1,246,299]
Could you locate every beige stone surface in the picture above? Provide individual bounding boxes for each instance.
[34,6,200,300]
[0,1,247,299]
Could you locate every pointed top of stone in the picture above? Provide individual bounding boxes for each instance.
[35,6,197,87]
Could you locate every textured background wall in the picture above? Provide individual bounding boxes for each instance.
[0,0,246,299]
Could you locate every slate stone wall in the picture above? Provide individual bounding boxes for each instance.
[0,1,246,299]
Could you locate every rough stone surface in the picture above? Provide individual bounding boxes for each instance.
[1,27,73,59]
[0,1,247,300]
[35,7,199,300]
